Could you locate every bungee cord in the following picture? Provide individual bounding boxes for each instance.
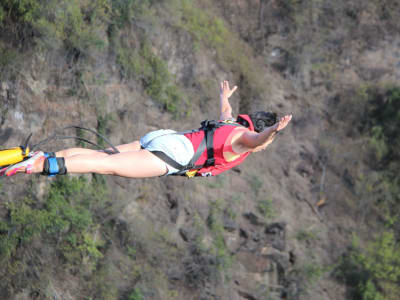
[30,125,120,155]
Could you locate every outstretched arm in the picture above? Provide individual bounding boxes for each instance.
[238,115,292,151]
[220,80,237,120]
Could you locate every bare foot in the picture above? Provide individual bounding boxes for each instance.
[3,152,46,176]
[31,156,45,173]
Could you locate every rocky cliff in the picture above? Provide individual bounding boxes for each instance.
[1,1,400,299]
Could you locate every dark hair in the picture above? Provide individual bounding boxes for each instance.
[237,111,277,133]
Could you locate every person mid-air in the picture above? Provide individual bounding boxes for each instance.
[1,81,292,178]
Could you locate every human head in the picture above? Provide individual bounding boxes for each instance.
[237,111,277,132]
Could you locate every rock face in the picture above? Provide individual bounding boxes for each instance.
[0,0,399,299]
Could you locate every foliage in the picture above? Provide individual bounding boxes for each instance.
[0,199,48,261]
[96,112,115,148]
[257,198,275,220]
[364,87,400,164]
[169,0,265,96]
[128,287,144,300]
[296,229,318,243]
[0,5,4,23]
[1,0,108,53]
[0,176,107,266]
[206,175,225,189]
[300,262,325,283]
[336,232,400,299]
[207,199,233,271]
[358,86,400,225]
[333,85,400,298]
[110,0,137,29]
[248,175,263,196]
[0,43,20,81]
[175,0,228,50]
[115,38,184,115]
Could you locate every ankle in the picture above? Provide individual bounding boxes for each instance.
[32,157,45,173]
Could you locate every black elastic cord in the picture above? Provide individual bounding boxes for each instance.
[63,126,119,154]
[30,126,119,154]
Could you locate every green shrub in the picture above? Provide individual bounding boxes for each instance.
[248,175,263,196]
[115,38,184,115]
[129,287,144,300]
[1,0,107,53]
[0,0,40,23]
[0,44,20,80]
[354,85,400,228]
[207,199,233,271]
[110,0,135,29]
[97,113,115,148]
[0,200,49,261]
[206,175,225,189]
[257,198,275,219]
[171,0,265,94]
[296,229,317,242]
[336,232,400,299]
[0,6,4,23]
[369,125,389,161]
[0,176,108,267]
[364,86,400,164]
[300,262,325,282]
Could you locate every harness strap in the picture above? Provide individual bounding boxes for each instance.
[42,157,68,176]
[150,135,207,173]
[205,124,216,167]
[188,136,206,169]
[150,151,186,171]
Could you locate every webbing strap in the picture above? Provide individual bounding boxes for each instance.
[187,136,206,169]
[47,157,59,177]
[44,152,56,158]
[42,157,67,176]
[205,126,215,166]
[150,151,186,170]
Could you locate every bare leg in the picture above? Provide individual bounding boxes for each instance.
[56,141,141,157]
[32,149,168,178]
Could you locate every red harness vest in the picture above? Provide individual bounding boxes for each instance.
[184,114,255,177]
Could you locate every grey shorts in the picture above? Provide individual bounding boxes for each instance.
[140,129,194,175]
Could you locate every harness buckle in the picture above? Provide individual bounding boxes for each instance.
[205,157,215,166]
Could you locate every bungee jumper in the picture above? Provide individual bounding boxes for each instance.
[0,81,292,178]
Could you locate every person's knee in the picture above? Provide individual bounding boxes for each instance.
[93,158,119,175]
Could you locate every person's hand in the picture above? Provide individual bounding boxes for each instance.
[274,114,292,131]
[220,80,238,99]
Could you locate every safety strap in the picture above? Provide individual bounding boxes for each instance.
[187,136,207,169]
[203,120,217,167]
[150,151,185,170]
[149,137,206,174]
[42,157,67,176]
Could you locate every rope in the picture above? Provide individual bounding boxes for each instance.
[30,126,119,155]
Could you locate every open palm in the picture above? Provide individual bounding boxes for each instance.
[276,115,292,131]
